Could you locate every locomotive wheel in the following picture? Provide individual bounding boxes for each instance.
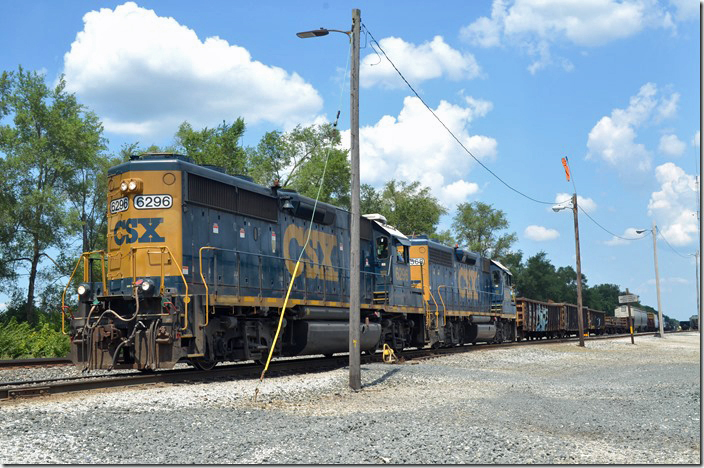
[191,358,218,371]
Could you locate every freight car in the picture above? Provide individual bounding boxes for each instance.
[605,316,629,334]
[63,153,516,371]
[614,306,659,332]
[515,298,605,340]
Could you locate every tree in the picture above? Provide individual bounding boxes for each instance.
[452,201,517,259]
[359,180,447,236]
[0,67,106,324]
[360,183,383,215]
[516,252,559,302]
[248,124,351,208]
[175,119,247,175]
[583,283,621,315]
[500,250,524,292]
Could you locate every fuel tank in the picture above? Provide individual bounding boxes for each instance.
[288,321,382,355]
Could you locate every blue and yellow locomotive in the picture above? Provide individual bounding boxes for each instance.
[64,153,515,371]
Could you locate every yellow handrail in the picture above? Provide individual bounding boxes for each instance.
[198,246,220,328]
[437,285,448,326]
[61,250,107,335]
[127,245,190,330]
[428,289,440,331]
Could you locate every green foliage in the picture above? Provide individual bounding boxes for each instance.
[0,317,70,359]
[0,67,107,323]
[584,283,622,316]
[452,201,517,259]
[360,180,447,236]
[247,124,350,207]
[175,118,247,175]
[513,251,557,301]
[430,229,456,246]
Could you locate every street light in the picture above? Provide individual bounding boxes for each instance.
[636,221,665,337]
[297,9,362,391]
[552,193,586,347]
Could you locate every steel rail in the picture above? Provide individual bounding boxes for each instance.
[0,357,73,369]
[1,330,683,401]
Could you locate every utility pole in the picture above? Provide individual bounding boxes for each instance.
[696,250,700,333]
[572,193,585,347]
[348,8,361,391]
[626,288,635,345]
[652,220,665,337]
[295,9,361,391]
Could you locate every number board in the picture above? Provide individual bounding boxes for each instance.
[110,197,129,214]
[409,258,425,266]
[134,194,173,210]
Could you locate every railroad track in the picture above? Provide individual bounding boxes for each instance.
[0,357,73,369]
[0,330,683,402]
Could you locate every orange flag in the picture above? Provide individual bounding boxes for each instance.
[561,157,570,181]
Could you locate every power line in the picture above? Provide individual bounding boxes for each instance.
[362,24,558,207]
[657,228,692,259]
[578,206,650,241]
[361,23,674,247]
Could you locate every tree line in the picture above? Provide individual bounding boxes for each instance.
[0,66,677,330]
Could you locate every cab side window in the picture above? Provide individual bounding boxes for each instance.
[396,245,408,264]
[376,236,389,259]
[492,271,501,289]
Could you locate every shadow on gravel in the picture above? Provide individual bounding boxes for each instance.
[363,368,401,389]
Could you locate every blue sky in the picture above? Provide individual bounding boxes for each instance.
[0,0,700,321]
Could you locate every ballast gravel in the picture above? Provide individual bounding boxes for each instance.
[0,333,700,464]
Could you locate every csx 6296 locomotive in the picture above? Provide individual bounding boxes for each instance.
[64,153,516,371]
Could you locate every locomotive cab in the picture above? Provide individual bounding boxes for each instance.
[489,260,516,316]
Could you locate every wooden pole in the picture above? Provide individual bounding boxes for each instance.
[573,193,585,347]
[348,8,361,391]
[626,288,634,345]
[652,220,665,338]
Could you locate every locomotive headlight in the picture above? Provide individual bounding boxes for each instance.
[128,180,138,191]
[139,279,155,295]
[120,180,129,192]
[77,283,90,297]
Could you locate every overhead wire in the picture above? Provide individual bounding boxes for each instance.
[362,23,661,244]
[656,229,692,259]
[362,24,559,207]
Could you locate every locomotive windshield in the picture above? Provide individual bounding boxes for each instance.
[376,236,389,259]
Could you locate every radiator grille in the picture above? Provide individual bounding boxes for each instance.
[239,189,278,222]
[428,248,453,267]
[188,174,238,213]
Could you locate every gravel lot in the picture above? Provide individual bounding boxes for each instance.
[1,333,700,464]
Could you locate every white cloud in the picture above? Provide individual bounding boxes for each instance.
[554,193,597,213]
[439,180,481,208]
[692,130,700,148]
[655,92,680,121]
[658,134,685,157]
[62,2,323,139]
[341,96,496,208]
[461,0,682,73]
[647,162,698,246]
[361,36,481,89]
[586,83,679,174]
[604,227,646,246]
[524,225,560,241]
[669,0,699,20]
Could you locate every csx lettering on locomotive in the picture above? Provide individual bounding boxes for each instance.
[283,223,338,282]
[113,218,165,245]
